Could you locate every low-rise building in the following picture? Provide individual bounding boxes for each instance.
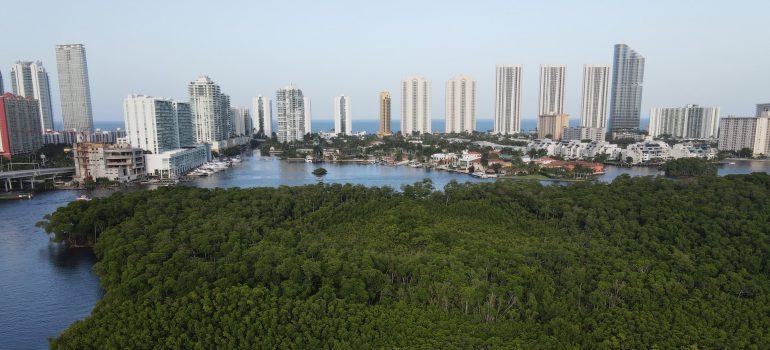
[670,143,717,160]
[563,126,605,142]
[74,142,145,182]
[457,151,481,169]
[621,138,672,164]
[145,144,211,179]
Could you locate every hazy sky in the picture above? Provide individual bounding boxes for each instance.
[1,0,768,125]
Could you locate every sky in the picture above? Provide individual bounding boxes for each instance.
[1,0,768,125]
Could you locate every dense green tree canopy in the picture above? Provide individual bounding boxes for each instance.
[662,158,718,177]
[42,174,770,349]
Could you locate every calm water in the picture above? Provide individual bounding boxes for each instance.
[1,152,767,349]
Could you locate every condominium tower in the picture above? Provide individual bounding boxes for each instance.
[757,103,770,117]
[538,65,566,117]
[123,94,181,154]
[608,44,645,132]
[0,93,43,159]
[188,76,232,143]
[718,115,770,156]
[648,104,720,139]
[252,95,272,136]
[401,75,431,134]
[10,61,55,132]
[303,97,312,134]
[580,64,610,129]
[231,106,251,136]
[538,113,570,140]
[55,44,94,132]
[445,75,476,133]
[276,85,306,143]
[334,95,352,136]
[378,91,392,136]
[493,64,522,134]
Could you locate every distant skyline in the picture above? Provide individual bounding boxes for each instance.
[1,0,768,124]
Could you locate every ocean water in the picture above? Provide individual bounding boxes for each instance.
[94,117,650,135]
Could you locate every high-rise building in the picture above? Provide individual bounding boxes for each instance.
[494,64,522,135]
[757,103,770,117]
[754,114,770,157]
[334,94,352,136]
[445,75,476,133]
[648,104,720,139]
[0,69,4,93]
[231,106,251,136]
[0,93,43,159]
[581,64,610,129]
[188,76,232,143]
[276,85,305,143]
[252,95,272,136]
[538,65,566,117]
[608,44,645,132]
[304,97,312,135]
[718,116,758,153]
[55,44,94,132]
[123,94,180,154]
[10,61,55,132]
[173,101,194,147]
[538,113,569,140]
[401,75,431,134]
[378,91,392,137]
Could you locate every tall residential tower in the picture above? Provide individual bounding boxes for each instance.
[401,75,431,134]
[445,75,476,133]
[494,64,522,134]
[10,61,54,132]
[608,44,645,132]
[188,76,232,143]
[334,95,352,136]
[55,44,94,132]
[580,64,610,129]
[538,65,566,117]
[252,95,272,136]
[378,91,392,136]
[276,85,306,143]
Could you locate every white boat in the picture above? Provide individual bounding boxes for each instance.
[305,155,315,163]
[74,195,91,202]
[729,162,736,165]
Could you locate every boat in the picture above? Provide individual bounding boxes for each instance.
[0,192,33,200]
[74,195,91,202]
[729,162,736,165]
[305,155,315,163]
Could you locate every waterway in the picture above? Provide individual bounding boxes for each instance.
[0,152,767,349]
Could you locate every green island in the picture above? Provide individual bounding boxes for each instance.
[41,174,770,349]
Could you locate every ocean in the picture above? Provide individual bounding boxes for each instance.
[93,118,650,134]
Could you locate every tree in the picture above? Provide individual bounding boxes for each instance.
[312,167,328,177]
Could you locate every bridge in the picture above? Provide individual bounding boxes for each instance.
[0,167,75,191]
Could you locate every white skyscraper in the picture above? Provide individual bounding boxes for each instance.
[303,97,312,134]
[123,94,181,154]
[494,64,522,135]
[401,75,431,134]
[581,64,610,129]
[55,44,94,131]
[445,75,476,133]
[538,65,566,117]
[10,61,54,132]
[334,94,352,136]
[188,76,231,143]
[276,85,305,143]
[231,106,251,136]
[252,95,272,136]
